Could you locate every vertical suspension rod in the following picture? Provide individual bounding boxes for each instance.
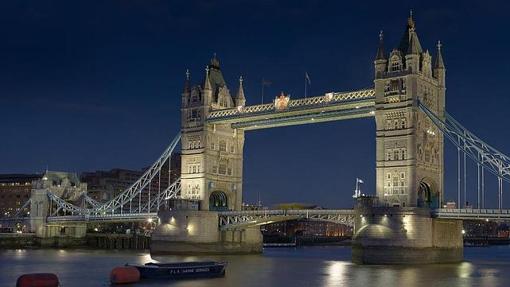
[477,153,481,210]
[482,165,485,209]
[463,136,467,208]
[148,179,151,213]
[157,170,161,211]
[457,142,461,209]
[499,161,503,212]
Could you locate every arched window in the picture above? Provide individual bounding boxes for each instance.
[219,140,227,152]
[401,118,406,129]
[209,191,228,211]
[389,52,403,72]
[394,150,399,160]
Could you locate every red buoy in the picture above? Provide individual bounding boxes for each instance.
[110,266,140,285]
[16,273,60,287]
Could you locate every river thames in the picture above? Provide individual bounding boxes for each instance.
[2,246,509,286]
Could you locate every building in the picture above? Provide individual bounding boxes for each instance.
[180,56,245,211]
[0,174,42,218]
[81,153,181,202]
[263,219,352,237]
[374,14,445,208]
[81,168,143,202]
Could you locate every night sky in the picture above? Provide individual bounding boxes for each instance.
[2,1,510,208]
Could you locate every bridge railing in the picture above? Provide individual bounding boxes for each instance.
[433,208,510,219]
[47,212,158,223]
[207,89,375,120]
[218,209,355,229]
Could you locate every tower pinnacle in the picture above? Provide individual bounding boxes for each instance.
[375,30,386,60]
[183,69,190,93]
[236,76,246,107]
[204,65,212,90]
[434,40,445,69]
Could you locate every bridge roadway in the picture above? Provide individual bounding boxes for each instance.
[39,208,510,225]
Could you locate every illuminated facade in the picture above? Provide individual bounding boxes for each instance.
[0,174,41,218]
[180,57,245,211]
[374,14,445,208]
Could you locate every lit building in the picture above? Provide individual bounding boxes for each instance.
[262,219,352,237]
[81,168,143,202]
[0,174,42,218]
[80,153,181,202]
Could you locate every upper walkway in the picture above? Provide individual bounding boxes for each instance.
[207,89,375,130]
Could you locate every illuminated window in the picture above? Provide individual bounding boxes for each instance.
[219,163,227,175]
[219,140,227,152]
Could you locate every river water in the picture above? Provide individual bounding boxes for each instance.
[1,246,509,287]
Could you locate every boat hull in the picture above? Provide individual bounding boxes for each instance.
[129,262,226,280]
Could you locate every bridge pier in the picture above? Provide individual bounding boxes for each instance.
[151,210,262,255]
[352,197,463,264]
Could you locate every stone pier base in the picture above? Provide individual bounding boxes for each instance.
[352,198,463,264]
[151,210,262,255]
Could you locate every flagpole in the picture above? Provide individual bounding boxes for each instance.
[261,78,264,104]
[304,73,307,98]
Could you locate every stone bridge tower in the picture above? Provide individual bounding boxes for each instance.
[180,56,245,211]
[374,14,446,208]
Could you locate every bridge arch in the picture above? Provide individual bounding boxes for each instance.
[209,191,229,211]
[417,178,439,209]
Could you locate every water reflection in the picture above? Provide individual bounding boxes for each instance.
[0,247,508,287]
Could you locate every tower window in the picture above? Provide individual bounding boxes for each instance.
[219,140,227,152]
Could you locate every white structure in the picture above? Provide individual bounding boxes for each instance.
[374,14,445,208]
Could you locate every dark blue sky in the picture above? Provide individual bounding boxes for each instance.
[2,1,510,208]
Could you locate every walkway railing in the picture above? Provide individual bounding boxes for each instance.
[207,89,375,120]
[433,208,510,220]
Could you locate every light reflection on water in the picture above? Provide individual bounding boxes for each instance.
[0,246,508,287]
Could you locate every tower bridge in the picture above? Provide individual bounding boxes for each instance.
[8,14,510,264]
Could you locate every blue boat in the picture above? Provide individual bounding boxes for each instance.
[127,261,227,280]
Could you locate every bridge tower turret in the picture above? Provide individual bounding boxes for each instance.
[374,13,445,208]
[180,56,245,211]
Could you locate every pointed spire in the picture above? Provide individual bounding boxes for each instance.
[236,76,246,106]
[407,30,423,55]
[434,40,445,69]
[399,11,422,55]
[183,69,190,93]
[408,9,415,29]
[210,52,220,69]
[204,65,212,90]
[375,30,386,60]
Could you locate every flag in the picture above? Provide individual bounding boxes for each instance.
[357,178,364,184]
[262,79,272,86]
[305,72,311,85]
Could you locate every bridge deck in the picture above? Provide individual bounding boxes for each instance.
[433,209,510,220]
